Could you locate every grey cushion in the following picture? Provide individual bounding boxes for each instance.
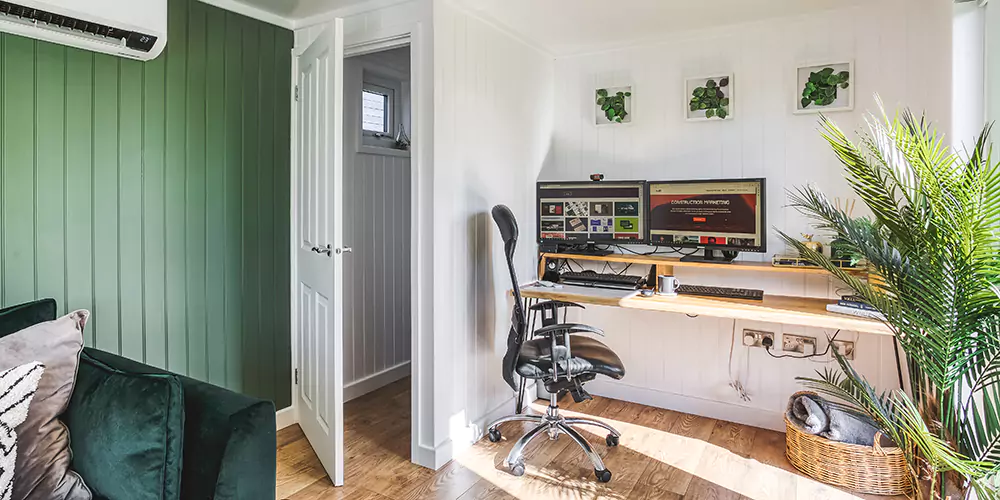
[0,311,91,500]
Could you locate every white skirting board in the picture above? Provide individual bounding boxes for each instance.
[344,361,411,402]
[585,380,786,432]
[425,381,538,469]
[276,406,298,431]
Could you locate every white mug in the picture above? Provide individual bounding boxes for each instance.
[657,275,680,295]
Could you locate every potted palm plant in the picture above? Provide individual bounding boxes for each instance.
[782,101,1000,499]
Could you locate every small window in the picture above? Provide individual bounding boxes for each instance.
[362,81,394,136]
[362,90,389,133]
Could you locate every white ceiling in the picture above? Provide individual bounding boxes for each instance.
[231,0,370,21]
[454,0,871,56]
[231,0,869,54]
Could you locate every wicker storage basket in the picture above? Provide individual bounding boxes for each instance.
[784,415,912,496]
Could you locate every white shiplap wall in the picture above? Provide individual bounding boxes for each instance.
[547,0,951,430]
[431,0,554,451]
[342,50,413,399]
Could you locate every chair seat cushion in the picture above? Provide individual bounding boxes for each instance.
[516,335,625,381]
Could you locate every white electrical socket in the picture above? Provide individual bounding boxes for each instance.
[831,340,856,360]
[783,334,817,355]
[742,329,774,348]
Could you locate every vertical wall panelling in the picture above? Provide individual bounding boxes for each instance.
[205,6,227,388]
[3,35,36,307]
[257,24,277,404]
[242,17,261,398]
[0,0,295,407]
[92,53,121,354]
[164,0,190,374]
[34,43,66,310]
[185,0,208,382]
[274,28,293,410]
[119,59,145,361]
[64,48,95,347]
[224,11,245,394]
[431,0,555,451]
[143,49,168,370]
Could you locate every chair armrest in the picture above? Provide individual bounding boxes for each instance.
[534,323,605,337]
[528,300,585,312]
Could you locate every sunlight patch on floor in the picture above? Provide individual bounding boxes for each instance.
[453,400,866,500]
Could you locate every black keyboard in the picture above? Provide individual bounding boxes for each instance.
[677,284,764,301]
[560,271,644,290]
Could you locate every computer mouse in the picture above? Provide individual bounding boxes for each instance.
[640,289,655,297]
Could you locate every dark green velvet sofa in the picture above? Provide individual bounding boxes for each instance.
[0,299,277,500]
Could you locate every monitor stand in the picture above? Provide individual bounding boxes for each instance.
[680,248,737,264]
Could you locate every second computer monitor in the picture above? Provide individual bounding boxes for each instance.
[646,178,766,258]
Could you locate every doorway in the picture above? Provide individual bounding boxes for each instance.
[342,45,413,405]
[342,44,415,483]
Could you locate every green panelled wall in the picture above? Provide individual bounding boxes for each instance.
[0,0,294,408]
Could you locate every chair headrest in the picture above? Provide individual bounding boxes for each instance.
[492,205,518,244]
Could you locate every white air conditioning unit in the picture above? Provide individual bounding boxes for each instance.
[0,0,166,61]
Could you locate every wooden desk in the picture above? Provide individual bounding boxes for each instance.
[519,284,892,336]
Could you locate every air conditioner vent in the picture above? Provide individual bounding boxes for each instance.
[0,1,157,52]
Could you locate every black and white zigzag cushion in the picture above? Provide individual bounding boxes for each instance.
[0,362,44,500]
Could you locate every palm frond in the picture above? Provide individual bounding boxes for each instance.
[791,100,1000,497]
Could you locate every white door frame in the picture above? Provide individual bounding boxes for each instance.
[290,20,436,472]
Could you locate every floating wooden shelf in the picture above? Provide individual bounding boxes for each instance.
[539,252,867,277]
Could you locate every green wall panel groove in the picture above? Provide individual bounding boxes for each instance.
[0,0,293,408]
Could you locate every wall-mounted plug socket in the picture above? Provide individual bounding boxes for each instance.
[742,329,774,348]
[783,334,816,355]
[831,340,856,360]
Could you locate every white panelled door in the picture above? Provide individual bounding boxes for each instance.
[295,19,346,487]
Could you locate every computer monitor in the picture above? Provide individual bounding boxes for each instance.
[537,180,646,253]
[646,178,766,263]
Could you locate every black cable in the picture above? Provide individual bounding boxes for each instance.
[669,245,700,256]
[764,330,842,359]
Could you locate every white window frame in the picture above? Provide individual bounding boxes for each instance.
[361,71,404,150]
[361,83,393,135]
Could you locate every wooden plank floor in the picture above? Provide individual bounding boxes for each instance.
[277,378,904,500]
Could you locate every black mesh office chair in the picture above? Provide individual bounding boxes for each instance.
[486,205,626,483]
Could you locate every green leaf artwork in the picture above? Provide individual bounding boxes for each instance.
[800,66,850,109]
[596,88,631,124]
[688,77,730,120]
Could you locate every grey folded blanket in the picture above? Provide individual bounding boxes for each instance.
[786,391,881,446]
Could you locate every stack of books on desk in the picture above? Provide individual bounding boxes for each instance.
[826,295,886,321]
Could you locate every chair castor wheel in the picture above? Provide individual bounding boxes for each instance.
[488,428,502,443]
[595,468,612,483]
[510,462,525,477]
[606,434,619,447]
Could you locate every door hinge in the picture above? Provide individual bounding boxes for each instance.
[294,85,300,102]
[294,368,299,385]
